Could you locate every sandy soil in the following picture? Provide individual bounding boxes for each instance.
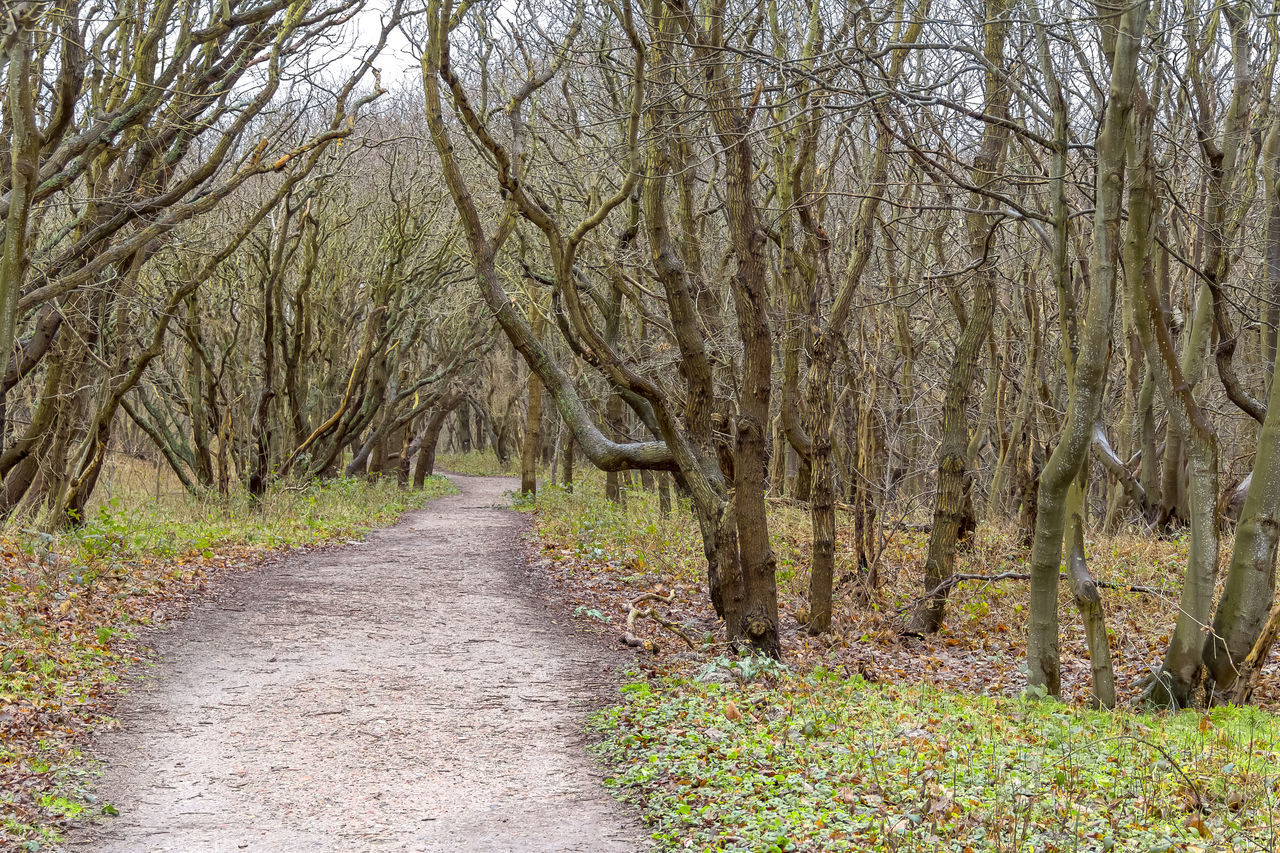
[64,475,646,852]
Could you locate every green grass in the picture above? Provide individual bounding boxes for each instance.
[434,450,518,476]
[529,475,869,608]
[62,474,457,559]
[592,671,1280,852]
[532,479,704,581]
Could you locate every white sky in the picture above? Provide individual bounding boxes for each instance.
[349,1,425,92]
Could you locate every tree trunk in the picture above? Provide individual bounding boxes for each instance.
[398,423,413,487]
[184,293,215,489]
[457,403,472,453]
[249,224,289,500]
[414,397,461,488]
[805,338,837,634]
[1066,512,1117,709]
[1228,600,1280,705]
[909,0,1010,635]
[989,291,1040,515]
[0,32,39,462]
[560,433,574,492]
[520,373,544,495]
[1264,114,1280,387]
[1204,309,1280,700]
[1025,0,1147,696]
[1126,110,1220,709]
[800,6,924,633]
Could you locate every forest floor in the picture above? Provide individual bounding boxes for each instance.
[11,453,1280,852]
[520,469,1280,852]
[59,474,645,852]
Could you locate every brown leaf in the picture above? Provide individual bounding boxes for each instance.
[1185,815,1210,839]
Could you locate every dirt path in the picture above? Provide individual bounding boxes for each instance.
[67,475,645,852]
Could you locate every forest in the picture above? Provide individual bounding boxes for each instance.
[4,0,1280,848]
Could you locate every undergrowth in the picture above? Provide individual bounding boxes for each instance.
[592,673,1280,852]
[525,473,1280,850]
[63,474,456,558]
[532,482,704,583]
[434,449,519,476]
[528,475,1224,705]
[0,474,455,849]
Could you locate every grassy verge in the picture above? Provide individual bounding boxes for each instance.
[0,474,455,849]
[592,672,1280,852]
[434,450,519,476]
[533,480,704,580]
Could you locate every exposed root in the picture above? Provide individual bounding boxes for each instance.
[620,591,697,652]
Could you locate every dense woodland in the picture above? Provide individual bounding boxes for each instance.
[4,0,1280,714]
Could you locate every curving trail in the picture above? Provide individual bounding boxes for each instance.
[68,475,645,852]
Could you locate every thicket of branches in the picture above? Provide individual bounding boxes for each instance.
[0,0,490,521]
[6,0,1280,710]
